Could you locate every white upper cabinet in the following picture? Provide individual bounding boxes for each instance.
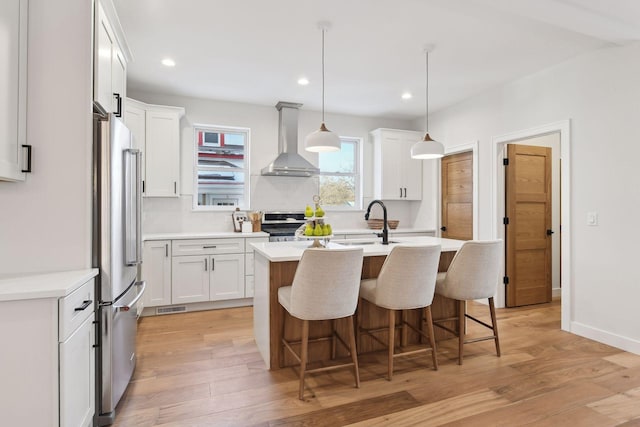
[371,128,423,201]
[125,98,185,197]
[94,0,128,117]
[0,0,29,181]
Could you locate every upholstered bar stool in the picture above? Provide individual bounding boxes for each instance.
[433,240,503,365]
[278,247,364,400]
[358,245,441,380]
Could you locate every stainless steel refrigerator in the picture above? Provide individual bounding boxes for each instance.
[92,112,146,426]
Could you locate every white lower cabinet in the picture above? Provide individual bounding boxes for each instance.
[142,240,172,307]
[172,255,209,304]
[0,275,95,427]
[209,253,245,300]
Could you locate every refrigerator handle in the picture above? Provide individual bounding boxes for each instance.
[124,148,142,266]
[114,281,146,312]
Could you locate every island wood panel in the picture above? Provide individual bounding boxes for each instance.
[269,252,458,370]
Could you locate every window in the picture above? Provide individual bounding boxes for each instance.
[318,137,362,209]
[193,125,250,209]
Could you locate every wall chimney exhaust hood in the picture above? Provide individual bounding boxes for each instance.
[261,102,320,177]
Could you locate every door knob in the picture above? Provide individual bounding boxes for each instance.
[546,229,554,236]
[440,226,447,232]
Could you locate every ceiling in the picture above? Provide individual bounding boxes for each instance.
[113,0,640,120]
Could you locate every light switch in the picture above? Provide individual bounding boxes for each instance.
[586,212,598,226]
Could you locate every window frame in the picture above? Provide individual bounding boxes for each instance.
[192,123,251,211]
[317,136,363,211]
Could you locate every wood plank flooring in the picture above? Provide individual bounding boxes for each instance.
[113,301,640,426]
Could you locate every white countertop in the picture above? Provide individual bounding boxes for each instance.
[144,231,269,241]
[333,228,435,235]
[0,269,99,302]
[250,236,465,262]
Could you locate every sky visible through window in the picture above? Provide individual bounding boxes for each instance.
[319,141,355,173]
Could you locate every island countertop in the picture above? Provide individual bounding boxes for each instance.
[250,236,464,262]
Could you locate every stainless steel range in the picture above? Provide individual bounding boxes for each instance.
[261,211,306,241]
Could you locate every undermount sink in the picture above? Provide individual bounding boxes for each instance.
[339,240,399,246]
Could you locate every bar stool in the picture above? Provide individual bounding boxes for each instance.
[277,247,364,400]
[433,240,503,365]
[358,245,441,380]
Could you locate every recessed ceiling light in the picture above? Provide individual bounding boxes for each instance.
[401,92,412,100]
[161,58,176,67]
[297,77,309,86]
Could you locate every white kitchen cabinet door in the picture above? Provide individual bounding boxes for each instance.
[111,48,127,117]
[372,129,423,201]
[210,253,245,301]
[142,240,172,307]
[124,99,146,190]
[0,0,28,182]
[59,314,95,427]
[145,109,181,197]
[172,255,209,304]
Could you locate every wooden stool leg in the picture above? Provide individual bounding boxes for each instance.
[388,309,395,380]
[489,297,501,357]
[347,315,360,388]
[424,305,438,370]
[458,299,465,365]
[355,298,362,352]
[331,319,337,360]
[401,309,408,347]
[299,320,309,400]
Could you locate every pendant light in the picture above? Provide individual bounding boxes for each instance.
[411,47,444,159]
[305,23,341,153]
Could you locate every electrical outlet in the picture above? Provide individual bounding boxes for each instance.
[586,212,598,226]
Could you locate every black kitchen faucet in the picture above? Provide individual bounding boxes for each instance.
[364,199,389,245]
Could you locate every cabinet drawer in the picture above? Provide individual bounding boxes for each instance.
[59,279,95,342]
[245,237,269,253]
[172,238,244,256]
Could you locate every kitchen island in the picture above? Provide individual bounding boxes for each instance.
[251,236,465,369]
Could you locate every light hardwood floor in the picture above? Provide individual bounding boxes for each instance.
[113,301,640,426]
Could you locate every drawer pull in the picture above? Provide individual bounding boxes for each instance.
[203,245,217,249]
[74,300,92,312]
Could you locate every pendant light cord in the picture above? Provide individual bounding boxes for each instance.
[322,27,326,124]
[425,50,429,133]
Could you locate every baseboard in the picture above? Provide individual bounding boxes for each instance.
[552,287,561,298]
[571,321,640,355]
[141,298,253,317]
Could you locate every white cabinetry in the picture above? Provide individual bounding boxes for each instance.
[0,275,95,427]
[171,238,245,303]
[371,128,423,200]
[0,0,28,182]
[94,1,127,116]
[244,237,268,297]
[124,98,184,197]
[141,240,172,307]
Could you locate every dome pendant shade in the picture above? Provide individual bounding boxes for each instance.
[411,132,444,159]
[305,23,340,153]
[305,122,341,152]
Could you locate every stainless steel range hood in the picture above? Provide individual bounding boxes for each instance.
[261,101,320,177]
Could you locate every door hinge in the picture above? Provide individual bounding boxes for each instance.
[503,158,509,166]
[503,276,510,285]
[503,217,509,225]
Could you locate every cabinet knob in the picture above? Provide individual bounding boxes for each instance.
[440,226,447,232]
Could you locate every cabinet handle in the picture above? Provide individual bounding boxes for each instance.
[165,244,168,257]
[212,258,215,271]
[142,180,145,193]
[204,258,207,271]
[174,181,177,194]
[21,145,32,173]
[113,93,122,117]
[203,245,217,249]
[399,188,403,198]
[403,188,406,198]
[74,300,92,312]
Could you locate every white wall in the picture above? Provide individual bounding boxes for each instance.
[418,42,640,354]
[129,90,423,233]
[0,0,93,275]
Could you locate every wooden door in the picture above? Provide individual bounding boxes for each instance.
[441,151,473,240]
[505,144,552,307]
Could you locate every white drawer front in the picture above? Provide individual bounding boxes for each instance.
[244,237,269,253]
[172,238,244,256]
[59,279,95,342]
